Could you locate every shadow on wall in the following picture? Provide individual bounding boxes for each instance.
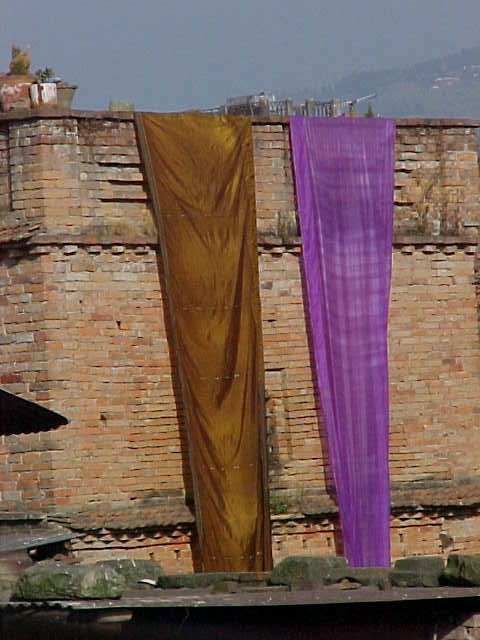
[155,253,202,571]
[299,253,344,557]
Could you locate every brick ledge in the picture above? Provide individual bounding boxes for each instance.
[10,479,479,533]
[0,228,477,250]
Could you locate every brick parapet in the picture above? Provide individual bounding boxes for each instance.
[0,114,478,247]
[252,121,480,239]
[1,108,480,125]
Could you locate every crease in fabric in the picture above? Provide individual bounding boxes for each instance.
[136,112,272,572]
[290,116,395,567]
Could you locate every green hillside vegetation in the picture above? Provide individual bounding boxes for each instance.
[282,46,480,118]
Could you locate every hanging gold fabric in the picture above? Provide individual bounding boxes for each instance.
[136,113,272,572]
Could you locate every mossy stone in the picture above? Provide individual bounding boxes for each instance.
[394,556,444,574]
[323,568,391,587]
[96,559,163,589]
[443,555,480,586]
[270,556,348,586]
[390,570,440,587]
[13,563,126,600]
[157,572,242,589]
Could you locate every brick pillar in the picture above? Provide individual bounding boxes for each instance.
[0,118,83,514]
[8,118,81,234]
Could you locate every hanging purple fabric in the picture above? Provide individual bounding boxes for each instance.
[290,117,395,567]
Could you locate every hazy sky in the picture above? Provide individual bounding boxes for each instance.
[2,0,480,111]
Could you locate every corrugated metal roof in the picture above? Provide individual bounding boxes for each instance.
[0,388,68,435]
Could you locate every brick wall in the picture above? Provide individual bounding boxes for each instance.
[0,112,479,571]
[0,125,9,212]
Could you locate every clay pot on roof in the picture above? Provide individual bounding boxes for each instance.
[56,82,78,109]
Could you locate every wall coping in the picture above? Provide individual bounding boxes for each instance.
[0,232,477,251]
[0,107,480,128]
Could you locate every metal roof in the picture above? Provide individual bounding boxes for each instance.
[0,530,83,554]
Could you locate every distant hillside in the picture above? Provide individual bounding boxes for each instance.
[282,46,480,118]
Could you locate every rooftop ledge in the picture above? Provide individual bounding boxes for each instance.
[1,107,480,128]
[4,585,480,612]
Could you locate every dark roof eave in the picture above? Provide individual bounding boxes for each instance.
[0,388,68,435]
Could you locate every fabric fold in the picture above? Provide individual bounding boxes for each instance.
[290,116,395,567]
[136,113,272,572]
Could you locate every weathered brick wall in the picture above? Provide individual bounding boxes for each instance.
[21,245,186,508]
[389,245,479,484]
[253,120,480,238]
[0,113,479,571]
[0,125,9,212]
[394,123,480,235]
[252,119,480,566]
